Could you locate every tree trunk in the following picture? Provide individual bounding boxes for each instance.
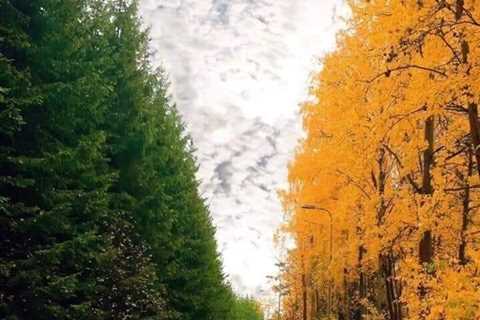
[468,103,480,178]
[376,148,402,319]
[302,273,307,320]
[382,255,395,320]
[357,245,367,318]
[381,254,402,320]
[419,116,434,265]
[459,148,473,265]
[391,256,402,320]
[422,116,434,195]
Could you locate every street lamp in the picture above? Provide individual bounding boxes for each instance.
[299,204,333,319]
[300,205,333,265]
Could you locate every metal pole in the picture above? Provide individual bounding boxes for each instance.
[300,205,333,318]
[328,211,333,317]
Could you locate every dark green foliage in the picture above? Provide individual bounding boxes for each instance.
[98,1,239,319]
[0,1,264,319]
[230,296,264,320]
[0,1,168,318]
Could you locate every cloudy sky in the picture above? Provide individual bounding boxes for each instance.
[139,0,344,298]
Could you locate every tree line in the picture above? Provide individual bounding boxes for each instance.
[279,1,480,319]
[0,0,263,319]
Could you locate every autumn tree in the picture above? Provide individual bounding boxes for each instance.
[279,1,480,319]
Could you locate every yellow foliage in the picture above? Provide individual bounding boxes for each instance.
[277,1,480,319]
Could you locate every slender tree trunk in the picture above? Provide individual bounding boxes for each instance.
[376,148,403,320]
[382,254,402,320]
[459,148,473,265]
[468,103,480,178]
[310,290,316,319]
[422,117,434,194]
[390,255,402,320]
[382,255,395,320]
[343,270,350,320]
[419,116,434,265]
[357,245,367,319]
[302,273,307,320]
[377,149,394,320]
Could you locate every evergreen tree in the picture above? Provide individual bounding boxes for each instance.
[0,1,168,318]
[101,1,237,319]
[0,1,262,319]
[230,296,264,320]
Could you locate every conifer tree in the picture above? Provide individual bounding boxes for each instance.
[1,1,258,319]
[0,1,168,318]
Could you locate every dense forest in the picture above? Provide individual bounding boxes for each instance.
[278,1,480,320]
[6,0,480,320]
[0,0,263,319]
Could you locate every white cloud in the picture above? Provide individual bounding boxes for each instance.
[139,0,344,299]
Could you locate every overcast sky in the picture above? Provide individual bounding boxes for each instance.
[139,0,344,298]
